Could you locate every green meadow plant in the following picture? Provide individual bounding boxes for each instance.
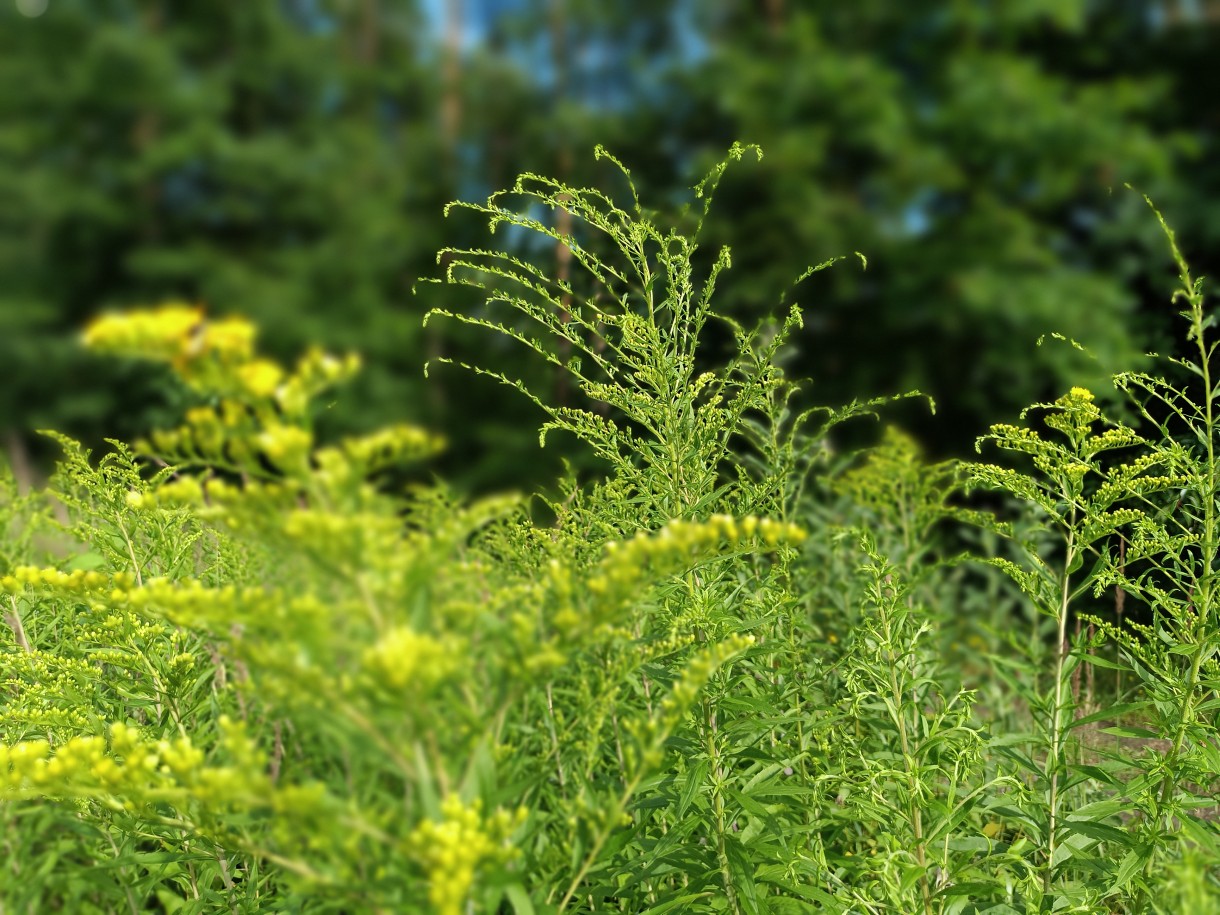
[0,149,842,914]
[825,534,992,913]
[419,146,829,911]
[971,385,1155,909]
[420,147,969,913]
[1092,206,1220,903]
[7,148,1220,915]
[419,143,908,537]
[968,200,1220,911]
[2,301,810,913]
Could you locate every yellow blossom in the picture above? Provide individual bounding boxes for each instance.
[83,303,203,358]
[200,316,256,361]
[407,796,525,915]
[236,359,285,398]
[362,627,460,692]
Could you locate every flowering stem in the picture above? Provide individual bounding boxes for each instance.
[4,594,30,652]
[1045,512,1076,895]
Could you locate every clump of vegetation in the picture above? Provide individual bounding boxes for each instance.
[2,151,1219,913]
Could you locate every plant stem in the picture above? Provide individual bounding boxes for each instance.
[878,577,932,914]
[1156,252,1217,825]
[705,698,744,915]
[1045,520,1076,895]
[115,511,143,587]
[3,595,30,652]
[545,682,567,792]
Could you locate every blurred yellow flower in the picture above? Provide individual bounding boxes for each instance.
[237,359,284,398]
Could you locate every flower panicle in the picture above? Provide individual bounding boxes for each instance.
[406,795,527,915]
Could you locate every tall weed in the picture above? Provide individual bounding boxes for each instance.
[3,152,1220,914]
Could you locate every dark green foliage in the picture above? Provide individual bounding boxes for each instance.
[3,0,1217,494]
[0,0,449,458]
[673,0,1184,447]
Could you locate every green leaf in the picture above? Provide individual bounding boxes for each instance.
[1062,818,1133,846]
[724,836,762,915]
[1099,725,1160,739]
[1110,846,1153,894]
[640,894,712,914]
[1069,701,1151,729]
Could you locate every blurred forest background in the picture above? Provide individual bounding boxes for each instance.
[2,0,1218,493]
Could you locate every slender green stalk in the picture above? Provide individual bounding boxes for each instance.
[1045,518,1076,893]
[1153,219,1217,826]
[705,699,744,915]
[877,580,932,914]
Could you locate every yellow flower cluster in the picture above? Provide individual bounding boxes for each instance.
[84,305,361,424]
[1080,508,1148,546]
[83,304,256,371]
[499,516,803,675]
[134,430,444,544]
[123,579,328,636]
[969,464,1041,503]
[332,424,446,472]
[586,514,806,598]
[256,424,314,473]
[361,627,461,693]
[983,423,1046,456]
[1046,387,1102,434]
[1090,453,1181,507]
[1,718,257,805]
[1127,517,1198,564]
[139,402,317,478]
[1060,460,1092,484]
[0,566,136,594]
[236,359,285,398]
[659,632,754,720]
[1083,426,1143,456]
[130,475,304,535]
[24,574,324,659]
[406,795,526,915]
[1,567,324,638]
[127,476,205,510]
[281,509,398,554]
[275,347,362,417]
[629,632,755,771]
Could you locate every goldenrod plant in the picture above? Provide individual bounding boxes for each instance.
[420,144,912,537]
[0,151,829,914]
[6,150,1220,914]
[965,201,1220,911]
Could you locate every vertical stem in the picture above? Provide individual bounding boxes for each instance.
[704,698,743,915]
[1085,618,1095,712]
[1045,522,1076,894]
[554,181,574,408]
[1156,251,1216,820]
[4,595,30,653]
[545,682,567,792]
[103,830,142,915]
[1115,537,1126,699]
[878,576,932,914]
[116,512,144,587]
[555,769,648,912]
